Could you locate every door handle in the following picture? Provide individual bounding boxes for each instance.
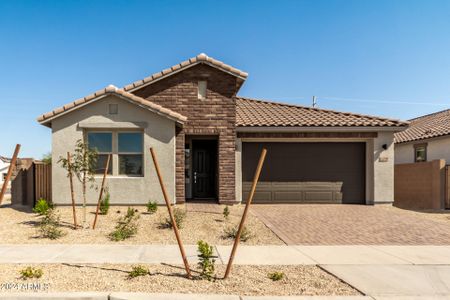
[194,172,197,184]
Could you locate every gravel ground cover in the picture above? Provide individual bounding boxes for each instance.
[379,204,450,225]
[0,264,359,296]
[0,204,283,245]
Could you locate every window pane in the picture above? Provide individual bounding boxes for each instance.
[88,132,112,153]
[119,154,143,175]
[118,133,143,153]
[94,154,112,174]
[415,148,426,162]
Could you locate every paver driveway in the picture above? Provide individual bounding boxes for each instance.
[251,204,450,245]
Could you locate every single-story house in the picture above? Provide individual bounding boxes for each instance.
[395,109,450,164]
[38,53,408,206]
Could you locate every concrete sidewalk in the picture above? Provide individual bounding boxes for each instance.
[2,245,450,298]
[1,244,450,265]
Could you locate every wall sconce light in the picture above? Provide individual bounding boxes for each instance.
[382,144,387,150]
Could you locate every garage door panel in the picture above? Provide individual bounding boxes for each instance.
[242,142,365,204]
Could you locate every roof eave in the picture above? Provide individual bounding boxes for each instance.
[124,60,248,93]
[37,90,187,127]
[236,126,409,133]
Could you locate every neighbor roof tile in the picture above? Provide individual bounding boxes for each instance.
[394,109,450,143]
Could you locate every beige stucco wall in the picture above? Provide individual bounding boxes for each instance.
[370,131,395,204]
[235,138,242,203]
[51,95,176,205]
[395,135,450,165]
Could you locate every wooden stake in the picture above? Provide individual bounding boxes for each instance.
[92,154,111,229]
[67,152,78,229]
[0,144,21,205]
[224,148,267,279]
[150,147,192,279]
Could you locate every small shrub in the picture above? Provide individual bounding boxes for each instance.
[128,265,150,278]
[109,207,139,241]
[162,208,186,229]
[223,226,253,242]
[33,198,53,215]
[223,206,230,220]
[223,225,252,242]
[20,267,43,279]
[146,201,158,214]
[268,271,285,281]
[99,190,110,215]
[39,209,65,240]
[197,240,216,281]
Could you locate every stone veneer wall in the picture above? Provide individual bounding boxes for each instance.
[132,64,238,204]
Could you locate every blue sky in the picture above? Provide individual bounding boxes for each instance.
[1,0,449,158]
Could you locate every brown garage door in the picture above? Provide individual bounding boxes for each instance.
[242,142,366,204]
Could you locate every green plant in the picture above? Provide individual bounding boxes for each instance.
[197,240,216,281]
[223,205,230,220]
[58,139,98,227]
[146,201,158,214]
[99,190,110,215]
[41,152,52,165]
[128,265,150,278]
[223,225,252,242]
[109,207,139,241]
[19,267,43,279]
[38,209,65,240]
[33,198,53,215]
[268,271,285,281]
[162,208,186,229]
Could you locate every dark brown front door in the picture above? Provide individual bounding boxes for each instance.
[192,140,217,199]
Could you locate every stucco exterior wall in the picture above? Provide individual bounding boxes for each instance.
[371,131,395,204]
[51,95,176,205]
[235,138,242,203]
[395,135,450,165]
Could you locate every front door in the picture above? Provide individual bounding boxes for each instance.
[192,140,217,199]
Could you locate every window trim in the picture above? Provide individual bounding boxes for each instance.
[414,143,427,162]
[85,130,144,177]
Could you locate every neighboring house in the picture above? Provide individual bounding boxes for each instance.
[0,156,11,187]
[395,109,450,164]
[38,53,408,206]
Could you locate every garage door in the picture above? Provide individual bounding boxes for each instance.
[242,142,366,204]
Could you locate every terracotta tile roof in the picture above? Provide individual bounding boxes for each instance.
[123,53,248,92]
[37,85,187,126]
[394,109,450,143]
[236,97,409,128]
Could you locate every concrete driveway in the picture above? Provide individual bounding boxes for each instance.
[251,204,450,245]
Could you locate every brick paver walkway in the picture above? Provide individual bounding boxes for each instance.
[251,204,450,245]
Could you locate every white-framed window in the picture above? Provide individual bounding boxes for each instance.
[87,131,143,176]
[198,81,207,100]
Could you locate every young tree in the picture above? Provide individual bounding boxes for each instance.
[59,139,98,228]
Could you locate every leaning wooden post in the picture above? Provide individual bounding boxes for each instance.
[92,154,111,229]
[67,152,78,229]
[150,147,192,279]
[0,144,21,205]
[224,148,267,279]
